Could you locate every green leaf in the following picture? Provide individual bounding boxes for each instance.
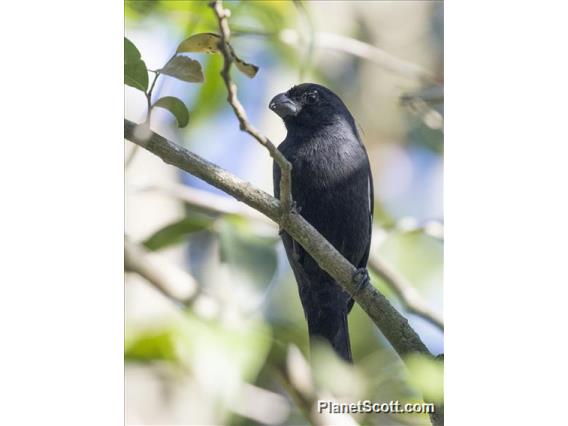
[124,37,148,91]
[176,32,221,54]
[124,61,149,91]
[125,329,177,362]
[159,55,204,83]
[124,37,142,64]
[153,96,190,128]
[143,215,212,251]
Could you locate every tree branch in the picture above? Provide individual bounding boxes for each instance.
[210,0,293,215]
[131,181,273,225]
[369,253,443,331]
[231,26,436,83]
[278,29,436,83]
[124,118,430,360]
[124,144,139,169]
[124,236,199,307]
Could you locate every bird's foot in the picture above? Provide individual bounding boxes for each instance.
[352,268,371,297]
[290,200,302,214]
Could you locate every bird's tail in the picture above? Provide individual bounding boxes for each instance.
[306,305,352,362]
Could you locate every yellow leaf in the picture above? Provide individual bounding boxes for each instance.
[177,33,221,54]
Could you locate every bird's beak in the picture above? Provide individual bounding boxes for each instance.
[269,92,299,118]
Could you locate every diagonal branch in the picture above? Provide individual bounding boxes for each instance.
[210,0,293,216]
[207,0,437,359]
[127,4,441,423]
[278,29,437,83]
[124,119,430,360]
[231,27,436,83]
[124,236,199,307]
[131,181,273,225]
[369,253,443,331]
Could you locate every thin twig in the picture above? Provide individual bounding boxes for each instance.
[210,0,293,217]
[369,253,443,331]
[131,181,273,225]
[279,29,436,83]
[230,26,436,83]
[124,236,199,308]
[124,144,139,169]
[145,70,161,125]
[125,71,161,169]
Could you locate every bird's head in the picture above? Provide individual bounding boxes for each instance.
[269,83,356,132]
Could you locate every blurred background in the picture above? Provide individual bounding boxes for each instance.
[125,1,443,425]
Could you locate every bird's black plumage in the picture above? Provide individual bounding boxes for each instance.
[270,83,374,362]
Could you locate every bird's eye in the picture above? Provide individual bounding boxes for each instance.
[304,91,318,105]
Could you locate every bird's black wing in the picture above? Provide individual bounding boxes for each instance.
[359,154,374,269]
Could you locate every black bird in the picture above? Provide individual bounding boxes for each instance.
[270,83,373,362]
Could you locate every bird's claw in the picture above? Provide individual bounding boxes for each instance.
[352,268,371,296]
[290,200,302,214]
[279,202,301,236]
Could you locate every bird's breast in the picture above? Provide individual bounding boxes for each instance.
[288,142,366,191]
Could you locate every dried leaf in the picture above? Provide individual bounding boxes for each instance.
[177,33,259,78]
[234,56,259,78]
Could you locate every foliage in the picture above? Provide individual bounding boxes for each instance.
[125,1,444,425]
[142,214,213,250]
[124,37,148,91]
[123,28,260,127]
